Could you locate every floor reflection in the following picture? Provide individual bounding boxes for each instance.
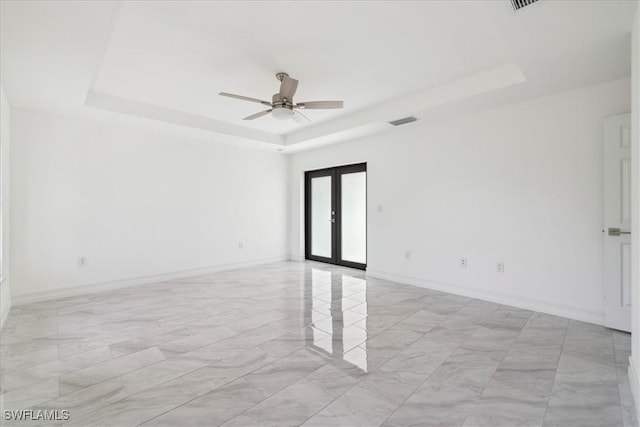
[304,267,369,372]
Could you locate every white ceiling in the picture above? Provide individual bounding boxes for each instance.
[1,0,637,151]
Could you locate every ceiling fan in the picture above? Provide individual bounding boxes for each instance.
[219,72,343,123]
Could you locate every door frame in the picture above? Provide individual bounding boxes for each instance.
[305,163,367,270]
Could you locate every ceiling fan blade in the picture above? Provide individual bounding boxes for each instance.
[295,101,343,109]
[292,110,311,124]
[279,76,299,101]
[243,109,272,120]
[220,92,271,106]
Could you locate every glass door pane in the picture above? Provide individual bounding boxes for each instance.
[310,175,333,258]
[340,172,366,264]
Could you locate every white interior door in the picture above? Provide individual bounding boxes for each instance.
[603,113,632,332]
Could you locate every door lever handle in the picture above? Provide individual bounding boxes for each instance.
[608,227,631,236]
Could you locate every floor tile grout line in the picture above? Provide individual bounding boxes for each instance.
[465,311,550,426]
[612,331,631,425]
[199,285,447,425]
[379,304,544,425]
[294,361,371,426]
[439,304,517,425]
[137,333,345,426]
[135,372,258,426]
[117,323,337,425]
[52,346,168,395]
[377,296,488,426]
[540,319,571,425]
[50,342,272,424]
[476,310,537,400]
[210,298,431,425]
[24,333,269,423]
[1,344,116,396]
[215,363,336,426]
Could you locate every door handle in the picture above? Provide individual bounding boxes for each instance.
[329,218,336,223]
[608,227,631,236]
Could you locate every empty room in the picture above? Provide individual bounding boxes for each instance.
[1,0,640,426]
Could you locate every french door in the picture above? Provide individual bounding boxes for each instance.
[305,163,367,270]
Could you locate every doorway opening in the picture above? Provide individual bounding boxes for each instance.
[305,163,367,270]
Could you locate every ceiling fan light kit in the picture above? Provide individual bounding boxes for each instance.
[219,72,344,123]
[272,107,293,120]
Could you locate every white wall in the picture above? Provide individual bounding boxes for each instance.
[290,78,630,324]
[1,85,11,327]
[629,1,640,420]
[11,109,288,301]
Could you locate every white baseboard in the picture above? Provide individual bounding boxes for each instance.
[366,269,604,325]
[630,357,640,422]
[12,256,288,306]
[0,302,10,330]
[0,279,11,329]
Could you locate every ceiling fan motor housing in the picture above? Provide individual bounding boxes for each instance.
[271,92,294,119]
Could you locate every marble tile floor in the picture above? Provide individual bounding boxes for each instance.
[0,261,636,426]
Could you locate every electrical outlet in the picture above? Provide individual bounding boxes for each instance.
[460,258,468,268]
[78,257,87,267]
[405,250,411,260]
[496,261,505,273]
[238,242,244,249]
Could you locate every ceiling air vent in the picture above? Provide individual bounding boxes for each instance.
[510,0,539,11]
[388,116,418,126]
